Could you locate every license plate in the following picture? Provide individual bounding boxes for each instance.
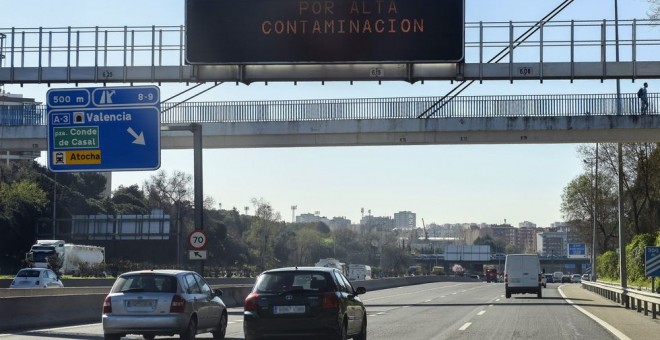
[127,300,155,308]
[273,305,305,314]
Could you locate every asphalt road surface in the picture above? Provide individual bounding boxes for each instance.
[0,282,619,340]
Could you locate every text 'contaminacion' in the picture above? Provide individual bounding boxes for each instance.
[261,0,425,35]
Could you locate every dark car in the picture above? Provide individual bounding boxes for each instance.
[544,274,554,284]
[244,266,367,340]
[561,275,572,283]
[102,269,227,340]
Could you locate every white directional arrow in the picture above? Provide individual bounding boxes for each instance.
[127,127,146,145]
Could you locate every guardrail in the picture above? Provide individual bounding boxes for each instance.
[1,93,658,127]
[582,281,660,319]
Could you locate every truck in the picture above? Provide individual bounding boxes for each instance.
[483,265,498,283]
[314,258,348,276]
[25,240,105,276]
[347,264,372,281]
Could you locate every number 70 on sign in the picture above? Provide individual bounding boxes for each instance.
[188,230,208,250]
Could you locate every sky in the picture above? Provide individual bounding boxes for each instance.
[1,0,658,228]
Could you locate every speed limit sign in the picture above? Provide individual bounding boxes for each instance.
[188,230,208,250]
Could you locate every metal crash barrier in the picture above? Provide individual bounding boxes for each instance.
[582,281,660,319]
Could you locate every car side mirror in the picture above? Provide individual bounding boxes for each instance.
[355,286,367,295]
[213,288,223,297]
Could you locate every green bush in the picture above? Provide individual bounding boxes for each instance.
[597,250,619,279]
[625,233,656,282]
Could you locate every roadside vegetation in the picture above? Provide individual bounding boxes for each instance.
[0,161,416,277]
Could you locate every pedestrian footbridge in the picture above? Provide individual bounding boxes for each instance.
[1,92,658,153]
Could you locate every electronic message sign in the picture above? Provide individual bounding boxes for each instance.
[185,0,464,64]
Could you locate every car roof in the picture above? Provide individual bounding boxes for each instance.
[261,266,338,274]
[118,269,193,277]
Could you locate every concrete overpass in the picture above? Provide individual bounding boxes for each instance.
[1,92,659,153]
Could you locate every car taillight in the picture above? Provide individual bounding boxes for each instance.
[244,293,259,311]
[170,295,186,313]
[103,296,112,314]
[504,274,508,283]
[321,292,339,309]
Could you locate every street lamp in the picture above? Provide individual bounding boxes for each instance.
[592,144,598,281]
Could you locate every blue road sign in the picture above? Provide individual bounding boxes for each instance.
[645,246,660,277]
[568,243,587,258]
[47,86,160,172]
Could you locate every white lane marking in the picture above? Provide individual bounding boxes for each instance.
[362,283,471,302]
[425,299,432,303]
[489,304,494,307]
[377,312,386,315]
[557,286,632,340]
[0,323,101,337]
[459,322,472,331]
[495,298,500,302]
[477,310,486,316]
[452,292,457,295]
[440,296,446,298]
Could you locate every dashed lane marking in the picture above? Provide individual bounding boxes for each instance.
[477,310,486,316]
[459,322,472,331]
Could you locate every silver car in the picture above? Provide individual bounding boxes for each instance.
[102,269,227,340]
[9,268,63,288]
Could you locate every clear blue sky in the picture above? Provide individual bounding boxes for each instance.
[1,0,657,228]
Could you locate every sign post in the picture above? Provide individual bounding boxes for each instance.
[47,86,160,172]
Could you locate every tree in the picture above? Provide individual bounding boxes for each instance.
[649,0,660,21]
[243,198,281,271]
[144,170,194,265]
[0,180,48,271]
[111,184,149,214]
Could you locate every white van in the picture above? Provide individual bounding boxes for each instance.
[504,254,543,299]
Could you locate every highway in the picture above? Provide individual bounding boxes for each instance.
[0,282,618,340]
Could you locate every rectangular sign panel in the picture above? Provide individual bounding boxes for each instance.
[189,250,208,260]
[645,246,660,277]
[185,0,465,64]
[568,243,587,258]
[47,86,160,172]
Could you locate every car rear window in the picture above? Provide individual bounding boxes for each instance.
[16,270,40,278]
[255,271,333,293]
[112,274,178,293]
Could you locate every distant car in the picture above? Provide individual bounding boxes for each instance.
[561,275,572,283]
[9,268,63,288]
[469,274,480,280]
[552,271,564,283]
[102,269,227,340]
[571,274,582,283]
[544,274,554,283]
[581,274,590,281]
[243,266,367,340]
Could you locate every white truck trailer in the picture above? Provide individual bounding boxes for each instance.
[315,258,348,276]
[26,240,105,275]
[348,264,372,281]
